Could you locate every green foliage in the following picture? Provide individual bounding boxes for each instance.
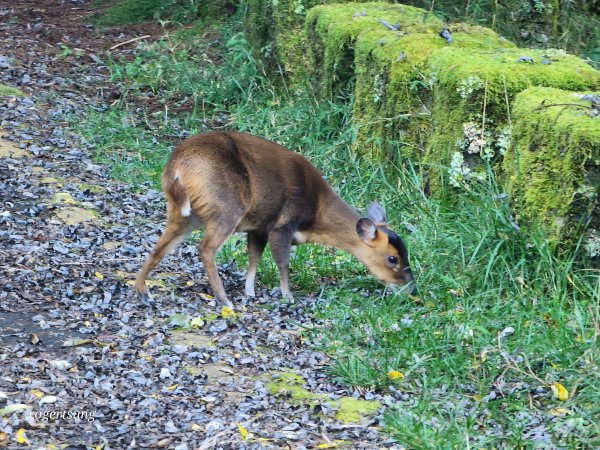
[72,17,600,447]
[95,0,234,26]
[95,0,177,26]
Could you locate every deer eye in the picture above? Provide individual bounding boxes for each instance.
[388,256,398,264]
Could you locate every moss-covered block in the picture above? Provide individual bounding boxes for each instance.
[353,23,513,159]
[502,87,600,243]
[306,2,440,97]
[425,47,600,191]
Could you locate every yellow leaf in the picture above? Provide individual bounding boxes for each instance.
[221,307,235,318]
[167,384,179,391]
[317,441,345,449]
[550,407,570,416]
[387,370,404,380]
[15,428,28,444]
[191,423,203,431]
[186,281,194,287]
[480,350,488,362]
[474,394,483,401]
[190,317,205,329]
[424,301,435,308]
[551,382,569,401]
[95,272,104,280]
[30,389,44,399]
[238,424,249,439]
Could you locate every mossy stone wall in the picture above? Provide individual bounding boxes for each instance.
[503,87,600,244]
[425,48,600,192]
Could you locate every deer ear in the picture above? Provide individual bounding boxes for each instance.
[367,202,388,225]
[356,218,378,245]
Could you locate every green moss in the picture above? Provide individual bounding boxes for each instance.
[352,23,513,159]
[502,87,600,242]
[265,370,381,423]
[78,183,105,194]
[336,397,381,422]
[425,47,600,193]
[306,2,439,97]
[0,84,24,97]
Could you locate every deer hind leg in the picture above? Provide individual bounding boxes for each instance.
[245,232,267,297]
[135,216,196,305]
[268,228,295,302]
[199,220,240,308]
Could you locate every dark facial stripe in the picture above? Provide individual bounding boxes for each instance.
[380,228,410,269]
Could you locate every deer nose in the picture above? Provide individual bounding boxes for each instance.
[403,269,417,295]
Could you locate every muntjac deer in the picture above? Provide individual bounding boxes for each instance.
[135,132,415,308]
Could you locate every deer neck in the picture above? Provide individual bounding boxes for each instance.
[308,191,364,256]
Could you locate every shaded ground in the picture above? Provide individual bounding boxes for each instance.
[0,2,391,448]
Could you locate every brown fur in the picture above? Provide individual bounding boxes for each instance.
[135,131,415,308]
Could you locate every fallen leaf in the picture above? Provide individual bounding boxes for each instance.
[387,370,404,380]
[30,389,44,399]
[190,317,205,329]
[95,271,104,280]
[221,307,235,318]
[39,395,59,406]
[550,407,571,416]
[0,404,31,417]
[15,428,28,444]
[551,382,569,401]
[167,313,190,328]
[238,423,249,439]
[62,338,92,347]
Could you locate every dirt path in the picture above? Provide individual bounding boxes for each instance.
[0,2,389,448]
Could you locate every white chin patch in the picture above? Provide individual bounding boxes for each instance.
[181,200,191,217]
